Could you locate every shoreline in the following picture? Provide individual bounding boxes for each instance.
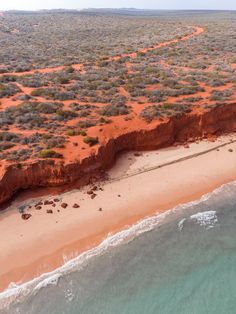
[1,134,236,293]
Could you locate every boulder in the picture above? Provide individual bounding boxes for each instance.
[44,200,53,205]
[21,213,32,220]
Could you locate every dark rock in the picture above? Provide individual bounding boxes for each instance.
[99,208,102,211]
[54,198,60,202]
[228,149,233,152]
[73,203,80,208]
[21,213,32,220]
[61,203,68,208]
[91,193,97,199]
[47,209,53,214]
[35,206,42,210]
[44,200,53,205]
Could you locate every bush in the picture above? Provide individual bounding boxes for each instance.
[77,119,96,129]
[31,88,76,100]
[0,132,20,142]
[43,136,65,149]
[36,102,63,114]
[57,77,70,85]
[55,109,78,121]
[99,104,130,116]
[66,129,76,136]
[64,66,74,73]
[0,83,21,98]
[83,136,99,146]
[69,102,80,111]
[66,128,87,137]
[38,149,63,158]
[140,106,161,123]
[209,89,233,101]
[0,142,15,151]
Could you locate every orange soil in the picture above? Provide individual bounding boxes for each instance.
[2,26,203,77]
[1,24,235,206]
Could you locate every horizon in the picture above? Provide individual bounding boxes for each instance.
[1,8,236,12]
[0,0,236,11]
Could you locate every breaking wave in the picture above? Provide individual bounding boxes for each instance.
[1,180,236,311]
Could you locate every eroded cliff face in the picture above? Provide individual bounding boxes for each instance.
[1,103,236,208]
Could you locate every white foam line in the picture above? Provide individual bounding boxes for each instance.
[1,179,236,310]
[178,218,186,231]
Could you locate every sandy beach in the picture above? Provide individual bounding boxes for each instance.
[1,134,236,292]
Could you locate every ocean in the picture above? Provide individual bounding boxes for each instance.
[1,181,236,314]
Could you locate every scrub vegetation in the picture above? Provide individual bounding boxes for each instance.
[0,10,235,162]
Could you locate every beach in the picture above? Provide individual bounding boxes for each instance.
[1,134,236,292]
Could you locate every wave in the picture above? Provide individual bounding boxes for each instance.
[178,218,186,231]
[178,211,218,231]
[190,210,218,228]
[1,179,236,310]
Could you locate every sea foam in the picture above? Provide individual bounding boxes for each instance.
[190,210,218,229]
[178,210,218,231]
[1,180,236,310]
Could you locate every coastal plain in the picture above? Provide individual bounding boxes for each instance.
[0,10,236,295]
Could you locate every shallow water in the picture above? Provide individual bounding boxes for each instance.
[2,181,236,314]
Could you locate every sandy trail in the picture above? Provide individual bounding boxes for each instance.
[1,26,204,77]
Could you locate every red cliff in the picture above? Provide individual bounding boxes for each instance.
[1,103,236,207]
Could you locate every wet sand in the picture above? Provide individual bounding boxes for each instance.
[1,134,236,292]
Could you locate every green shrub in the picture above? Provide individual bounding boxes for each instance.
[83,136,99,146]
[65,66,74,73]
[99,104,130,117]
[38,149,63,158]
[79,130,87,136]
[66,129,76,136]
[67,129,87,136]
[31,89,42,97]
[57,77,70,84]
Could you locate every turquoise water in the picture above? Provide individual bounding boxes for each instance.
[2,182,236,314]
